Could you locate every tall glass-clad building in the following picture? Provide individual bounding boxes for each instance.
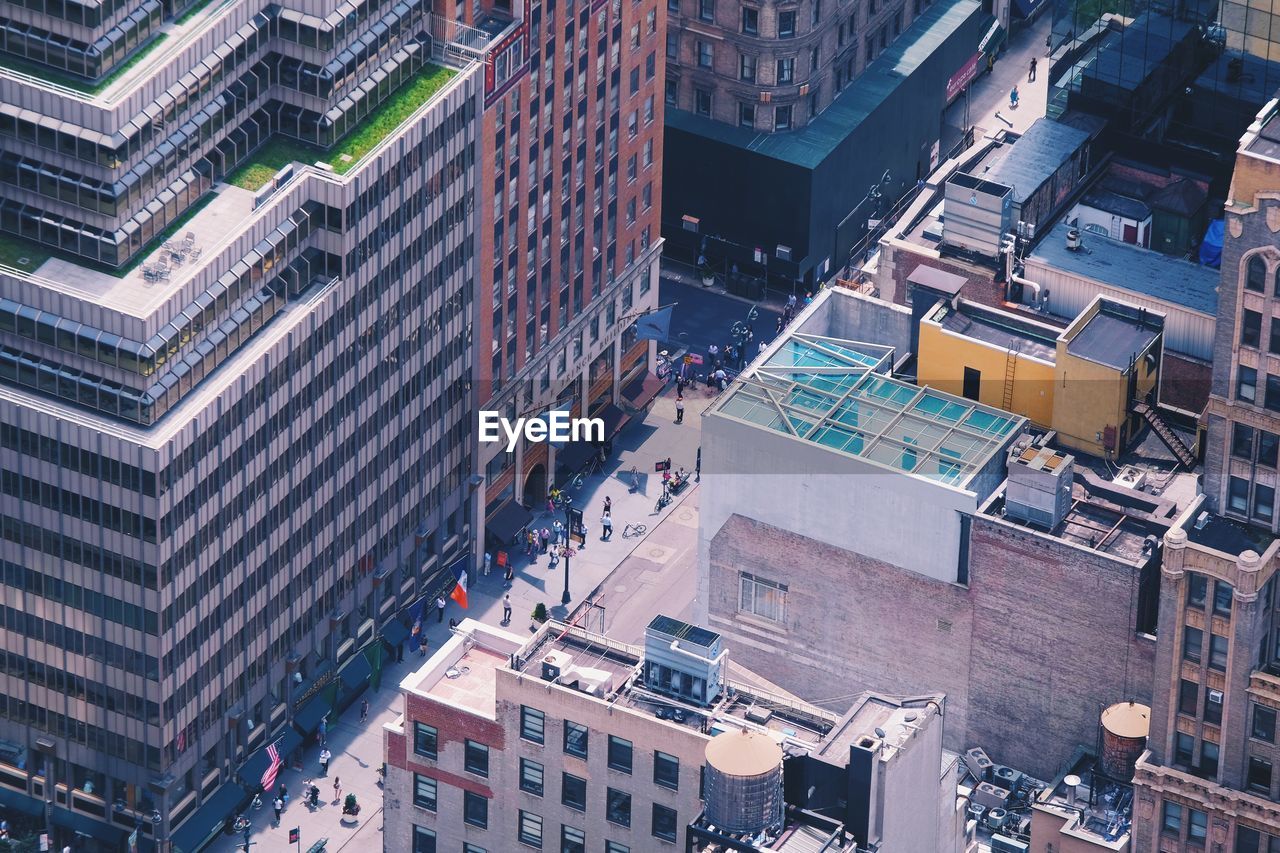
[0,0,485,848]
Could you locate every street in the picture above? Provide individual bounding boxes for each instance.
[657,270,783,376]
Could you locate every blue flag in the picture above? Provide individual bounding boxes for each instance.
[635,306,672,342]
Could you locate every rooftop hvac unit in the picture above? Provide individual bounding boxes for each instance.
[971,782,1010,810]
[682,215,700,233]
[745,706,774,725]
[992,766,1023,790]
[1005,446,1074,531]
[964,747,993,782]
[991,834,1029,853]
[643,615,727,707]
[542,651,574,682]
[776,245,792,261]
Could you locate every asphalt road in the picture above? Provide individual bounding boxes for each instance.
[657,275,784,376]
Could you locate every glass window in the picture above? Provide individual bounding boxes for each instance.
[1234,423,1256,458]
[561,773,587,811]
[1249,756,1272,793]
[1238,827,1262,853]
[740,53,756,81]
[1183,626,1203,663]
[654,751,680,790]
[775,105,793,130]
[694,89,711,116]
[1268,375,1280,412]
[1178,679,1199,716]
[1188,808,1207,841]
[1247,255,1266,291]
[608,736,633,773]
[741,7,758,33]
[652,804,678,842]
[561,824,586,853]
[778,10,796,36]
[519,811,544,847]
[697,41,713,67]
[465,846,487,853]
[1254,705,1277,742]
[606,843,630,853]
[414,723,438,758]
[413,774,437,810]
[564,721,588,758]
[1205,688,1223,725]
[1239,366,1258,403]
[1244,310,1263,347]
[1214,580,1234,616]
[1261,431,1279,467]
[522,706,546,744]
[464,790,488,828]
[1257,484,1276,522]
[1187,573,1208,608]
[1210,633,1229,670]
[521,758,545,796]
[698,0,713,21]
[606,788,631,826]
[739,102,755,127]
[1201,740,1220,777]
[1161,801,1181,833]
[740,572,787,622]
[1271,318,1280,355]
[776,57,794,83]
[1230,476,1251,514]
[465,740,490,776]
[413,825,436,853]
[1175,732,1195,765]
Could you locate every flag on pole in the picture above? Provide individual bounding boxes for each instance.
[449,557,469,609]
[634,306,673,341]
[261,741,283,792]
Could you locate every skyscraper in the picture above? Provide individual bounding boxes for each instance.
[0,4,482,847]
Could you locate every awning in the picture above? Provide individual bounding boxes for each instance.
[1012,0,1042,18]
[54,807,128,846]
[0,785,43,817]
[623,374,665,410]
[339,652,373,690]
[381,618,410,649]
[292,694,331,737]
[486,499,534,545]
[979,19,1005,54]
[555,442,597,477]
[238,728,303,788]
[599,403,631,437]
[169,782,249,853]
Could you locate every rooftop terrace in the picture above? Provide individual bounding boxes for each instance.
[927,300,1059,362]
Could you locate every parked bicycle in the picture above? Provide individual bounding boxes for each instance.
[655,492,671,513]
[622,522,647,538]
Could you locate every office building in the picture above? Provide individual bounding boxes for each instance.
[0,5,483,849]
[697,286,1197,779]
[466,0,666,537]
[382,615,957,852]
[1130,96,1280,853]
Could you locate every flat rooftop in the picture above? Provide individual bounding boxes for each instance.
[715,311,1024,489]
[1065,307,1161,370]
[816,693,943,765]
[1246,98,1280,161]
[418,645,505,717]
[1030,750,1132,851]
[1028,222,1219,316]
[982,118,1092,205]
[928,300,1058,362]
[1183,510,1277,557]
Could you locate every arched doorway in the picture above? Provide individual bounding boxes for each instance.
[524,463,547,507]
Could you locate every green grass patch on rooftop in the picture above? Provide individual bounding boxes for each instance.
[0,34,168,95]
[328,64,457,174]
[225,138,324,190]
[0,234,52,272]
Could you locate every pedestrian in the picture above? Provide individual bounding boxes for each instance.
[676,374,685,396]
[715,367,727,391]
[759,340,767,356]
[503,593,513,623]
[1010,84,1019,108]
[675,396,685,424]
[708,343,719,367]
[696,447,702,481]
[804,291,813,306]
[419,635,429,656]
[630,465,640,492]
[319,747,331,776]
[333,778,341,801]
[776,316,784,335]
[552,519,563,544]
[359,699,369,722]
[1028,56,1037,81]
[273,796,283,824]
[604,496,612,514]
[540,527,550,553]
[601,511,613,540]
[319,717,327,746]
[280,783,288,805]
[436,595,446,623]
[504,558,514,582]
[726,343,737,367]
[483,551,492,576]
[549,548,559,569]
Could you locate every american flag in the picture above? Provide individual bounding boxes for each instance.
[260,741,283,792]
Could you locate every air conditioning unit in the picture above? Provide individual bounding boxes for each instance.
[991,835,1029,853]
[776,245,792,261]
[992,766,1023,790]
[569,665,613,697]
[972,782,1010,810]
[542,651,574,682]
[681,215,700,233]
[964,747,994,782]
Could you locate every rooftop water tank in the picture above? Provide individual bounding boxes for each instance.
[703,729,784,835]
[1100,701,1150,780]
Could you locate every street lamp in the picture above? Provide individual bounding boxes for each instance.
[563,507,584,605]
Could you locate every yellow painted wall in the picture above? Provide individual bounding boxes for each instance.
[917,320,1056,427]
[1052,345,1156,457]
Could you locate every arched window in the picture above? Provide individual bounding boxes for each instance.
[1246,255,1266,292]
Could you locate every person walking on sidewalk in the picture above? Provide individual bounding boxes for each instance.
[333,778,341,801]
[319,717,327,746]
[273,796,282,825]
[483,551,491,576]
[359,699,369,723]
[319,748,331,776]
[502,594,512,624]
[552,519,563,545]
[1028,56,1037,81]
[600,511,613,541]
[675,396,685,424]
[603,496,612,514]
[436,595,446,622]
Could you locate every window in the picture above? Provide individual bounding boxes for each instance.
[697,41,713,67]
[1230,476,1251,514]
[698,0,713,21]
[778,10,796,36]
[561,773,587,810]
[413,774,437,811]
[1214,580,1234,617]
[414,723,438,758]
[1249,756,1272,793]
[740,53,757,81]
[519,811,544,847]
[1239,365,1257,403]
[694,89,711,116]
[564,721,588,758]
[1247,255,1266,292]
[1187,573,1208,608]
[1205,688,1223,725]
[413,825,437,853]
[1201,740,1220,777]
[1183,626,1203,662]
[1210,633,1229,670]
[739,102,756,127]
[812,0,821,23]
[652,804,678,842]
[1174,732,1195,765]
[464,845,488,853]
[775,105,793,129]
[665,78,678,104]
[1254,704,1277,742]
[1188,808,1207,842]
[666,32,678,58]
[1262,431,1280,467]
[776,57,794,83]
[1257,484,1276,521]
[1161,801,1181,833]
[1272,319,1280,354]
[521,758,545,796]
[654,751,680,789]
[1244,310,1263,347]
[1234,423,1256,459]
[1269,375,1280,411]
[561,825,586,853]
[1178,679,1199,715]
[742,7,759,33]
[606,843,630,853]
[522,706,546,743]
[740,572,787,622]
[464,791,489,828]
[465,740,490,776]
[606,788,632,826]
[608,736,633,773]
[811,45,820,70]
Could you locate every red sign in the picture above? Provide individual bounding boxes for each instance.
[289,828,300,843]
[946,53,981,102]
[687,353,704,365]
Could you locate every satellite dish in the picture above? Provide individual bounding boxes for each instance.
[874,727,887,738]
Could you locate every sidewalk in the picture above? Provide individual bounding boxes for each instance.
[204,381,704,853]
[949,13,1053,142]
